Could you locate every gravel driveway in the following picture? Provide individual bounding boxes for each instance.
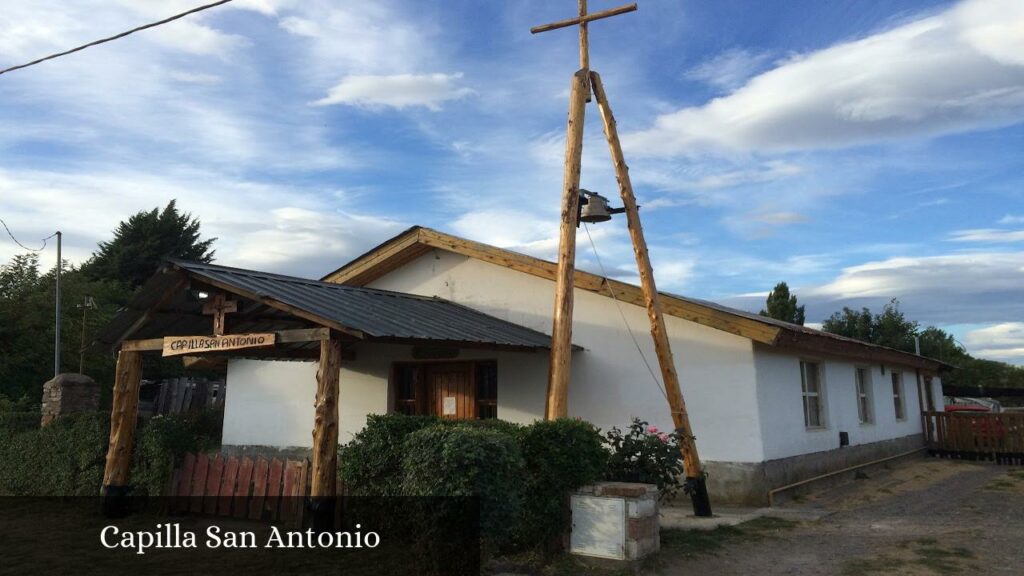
[649,458,1024,576]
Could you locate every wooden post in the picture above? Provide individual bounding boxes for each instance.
[102,349,143,515]
[545,69,589,420]
[310,336,342,530]
[578,0,591,101]
[590,71,712,516]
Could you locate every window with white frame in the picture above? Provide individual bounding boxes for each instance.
[856,367,873,424]
[891,370,906,420]
[801,361,825,428]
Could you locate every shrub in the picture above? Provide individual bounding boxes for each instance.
[0,412,40,436]
[518,418,606,549]
[338,414,439,496]
[132,409,224,495]
[0,412,110,496]
[605,417,685,499]
[401,424,525,550]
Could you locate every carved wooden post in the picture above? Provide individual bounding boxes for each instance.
[102,349,143,516]
[545,69,589,420]
[591,71,712,516]
[310,335,342,530]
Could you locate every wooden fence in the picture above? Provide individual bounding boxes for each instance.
[170,453,309,525]
[923,411,1024,464]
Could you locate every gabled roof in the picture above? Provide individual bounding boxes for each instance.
[322,226,952,372]
[96,259,558,352]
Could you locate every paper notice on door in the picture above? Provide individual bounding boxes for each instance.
[443,396,457,416]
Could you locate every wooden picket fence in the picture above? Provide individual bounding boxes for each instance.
[170,453,309,525]
[923,411,1024,464]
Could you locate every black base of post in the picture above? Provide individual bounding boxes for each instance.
[309,497,336,532]
[100,485,132,518]
[688,476,712,517]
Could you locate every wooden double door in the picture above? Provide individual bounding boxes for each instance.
[392,361,497,420]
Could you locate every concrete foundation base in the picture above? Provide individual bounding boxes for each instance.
[702,434,925,506]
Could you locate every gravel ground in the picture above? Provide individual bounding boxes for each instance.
[649,458,1024,576]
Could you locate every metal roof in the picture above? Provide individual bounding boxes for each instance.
[96,260,557,352]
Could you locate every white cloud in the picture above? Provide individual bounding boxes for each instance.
[313,73,473,110]
[963,323,1024,364]
[625,0,1024,156]
[949,228,1024,243]
[998,214,1024,224]
[0,167,405,278]
[685,48,772,92]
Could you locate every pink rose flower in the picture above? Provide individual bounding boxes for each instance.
[658,433,670,443]
[647,425,659,434]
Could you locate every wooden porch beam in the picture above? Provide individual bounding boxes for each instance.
[310,336,342,529]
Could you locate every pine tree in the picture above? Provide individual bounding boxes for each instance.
[759,281,806,325]
[83,200,215,289]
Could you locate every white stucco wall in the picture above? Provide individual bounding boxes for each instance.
[222,343,549,448]
[220,247,941,465]
[366,250,765,463]
[754,345,939,461]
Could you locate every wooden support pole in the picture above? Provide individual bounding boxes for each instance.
[578,0,591,101]
[590,71,712,516]
[102,349,143,515]
[310,336,342,530]
[545,69,590,421]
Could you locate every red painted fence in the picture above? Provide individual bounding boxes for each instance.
[171,453,309,524]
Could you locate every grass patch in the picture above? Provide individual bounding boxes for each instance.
[841,539,975,575]
[659,516,798,559]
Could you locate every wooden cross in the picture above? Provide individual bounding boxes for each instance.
[531,1,638,72]
[202,293,237,336]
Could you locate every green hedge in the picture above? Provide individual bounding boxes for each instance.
[339,415,607,553]
[518,419,606,549]
[0,412,110,496]
[402,425,525,550]
[132,410,224,495]
[0,412,41,436]
[0,410,223,496]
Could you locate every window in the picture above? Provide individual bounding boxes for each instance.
[891,371,906,420]
[393,364,422,415]
[801,361,825,428]
[855,367,873,424]
[476,362,498,420]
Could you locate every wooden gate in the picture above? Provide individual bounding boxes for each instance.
[923,411,1024,464]
[171,453,309,524]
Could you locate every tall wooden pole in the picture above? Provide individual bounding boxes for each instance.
[310,335,342,530]
[102,349,142,516]
[590,71,712,516]
[545,69,589,420]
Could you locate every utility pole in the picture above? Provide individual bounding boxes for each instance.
[54,231,62,377]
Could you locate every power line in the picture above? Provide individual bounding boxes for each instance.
[0,217,57,252]
[0,0,236,77]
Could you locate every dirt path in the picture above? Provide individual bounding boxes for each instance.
[649,459,1024,576]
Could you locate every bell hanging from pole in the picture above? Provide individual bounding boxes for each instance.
[579,189,625,224]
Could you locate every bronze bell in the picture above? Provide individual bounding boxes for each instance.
[579,189,613,223]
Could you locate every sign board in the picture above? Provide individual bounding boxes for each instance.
[569,495,626,560]
[442,396,457,416]
[162,333,276,357]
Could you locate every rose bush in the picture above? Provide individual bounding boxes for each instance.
[604,417,685,499]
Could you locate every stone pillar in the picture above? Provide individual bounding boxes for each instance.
[40,373,99,426]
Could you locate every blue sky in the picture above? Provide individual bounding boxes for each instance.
[1,0,1022,364]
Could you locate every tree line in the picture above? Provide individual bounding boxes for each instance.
[0,201,215,408]
[760,282,1024,390]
